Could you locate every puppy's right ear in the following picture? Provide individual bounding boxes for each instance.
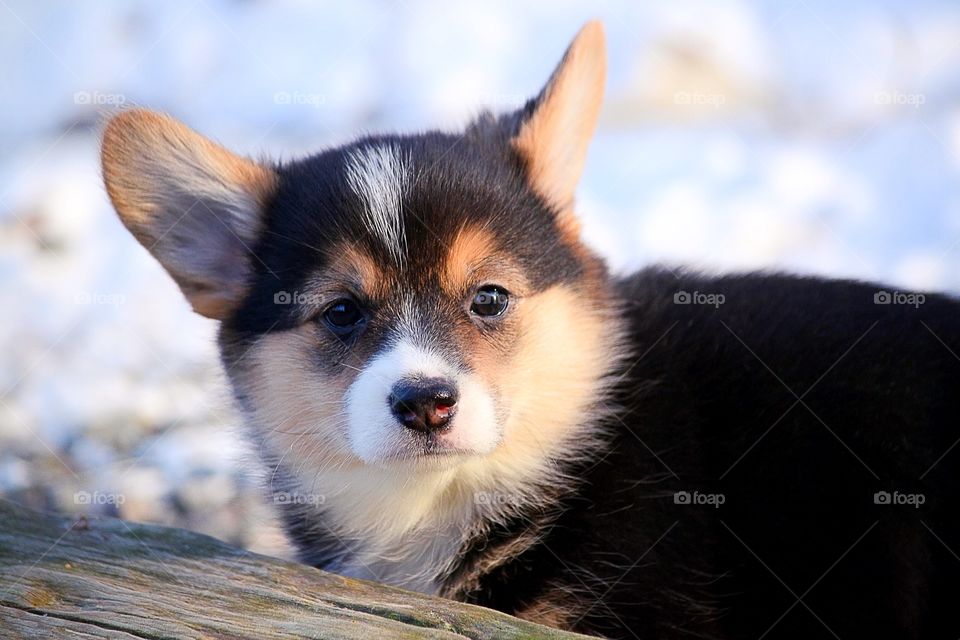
[101,109,277,320]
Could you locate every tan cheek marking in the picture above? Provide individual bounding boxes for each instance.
[481,283,614,462]
[242,326,358,468]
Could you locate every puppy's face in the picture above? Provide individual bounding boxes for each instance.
[227,137,598,468]
[102,22,615,476]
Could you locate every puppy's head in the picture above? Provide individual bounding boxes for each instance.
[102,22,619,479]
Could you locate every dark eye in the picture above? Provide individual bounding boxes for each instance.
[322,299,364,334]
[470,286,509,317]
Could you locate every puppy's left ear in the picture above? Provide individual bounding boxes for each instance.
[512,21,606,234]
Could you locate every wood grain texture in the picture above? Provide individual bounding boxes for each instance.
[0,501,589,640]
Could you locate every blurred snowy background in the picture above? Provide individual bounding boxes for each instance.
[2,0,960,558]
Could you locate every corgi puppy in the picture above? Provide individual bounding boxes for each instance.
[102,21,960,640]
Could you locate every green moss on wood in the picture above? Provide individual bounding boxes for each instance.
[0,501,590,640]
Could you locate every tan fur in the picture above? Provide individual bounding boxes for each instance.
[239,327,471,591]
[101,109,277,319]
[512,21,606,240]
[441,225,501,294]
[233,271,626,593]
[328,243,388,299]
[515,585,586,630]
[207,21,621,598]
[107,21,628,612]
[240,326,358,474]
[462,281,624,491]
[221,185,628,591]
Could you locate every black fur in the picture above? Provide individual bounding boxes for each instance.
[213,102,960,640]
[101,22,960,637]
[225,117,581,338]
[452,268,960,639]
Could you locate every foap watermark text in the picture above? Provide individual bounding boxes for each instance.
[674,290,725,308]
[674,490,725,508]
[874,290,924,308]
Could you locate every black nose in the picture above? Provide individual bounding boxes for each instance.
[389,378,458,433]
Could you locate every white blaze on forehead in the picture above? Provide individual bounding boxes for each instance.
[345,144,408,265]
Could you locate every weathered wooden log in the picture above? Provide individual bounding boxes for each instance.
[0,501,588,639]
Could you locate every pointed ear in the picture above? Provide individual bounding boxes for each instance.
[512,21,606,237]
[101,109,277,320]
